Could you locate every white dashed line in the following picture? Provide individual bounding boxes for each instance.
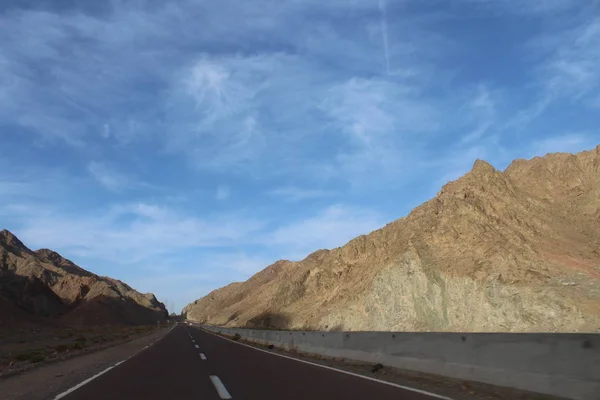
[200,353,207,360]
[195,344,199,348]
[210,375,232,399]
[192,340,195,343]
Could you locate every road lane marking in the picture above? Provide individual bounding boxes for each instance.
[197,328,452,400]
[54,324,178,400]
[209,376,232,399]
[192,340,195,343]
[200,353,207,360]
[54,366,115,399]
[195,344,199,348]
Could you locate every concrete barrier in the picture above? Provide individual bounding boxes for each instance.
[192,323,600,400]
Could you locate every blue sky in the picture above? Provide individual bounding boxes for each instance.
[1,0,599,312]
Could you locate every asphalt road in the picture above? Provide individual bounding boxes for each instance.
[55,323,449,400]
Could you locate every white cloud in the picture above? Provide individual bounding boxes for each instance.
[530,133,598,157]
[166,53,298,170]
[216,185,231,200]
[266,204,385,260]
[378,0,391,74]
[8,201,266,264]
[102,124,111,139]
[322,77,436,147]
[461,84,497,143]
[87,162,160,193]
[510,18,600,129]
[268,187,335,201]
[462,0,586,15]
[542,19,600,101]
[87,162,131,192]
[199,252,274,276]
[316,77,441,186]
[0,181,36,198]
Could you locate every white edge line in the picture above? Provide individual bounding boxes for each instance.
[53,323,177,400]
[54,366,114,400]
[196,326,452,400]
[209,375,232,399]
[200,353,207,360]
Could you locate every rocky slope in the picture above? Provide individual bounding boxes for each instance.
[0,231,168,327]
[184,146,600,332]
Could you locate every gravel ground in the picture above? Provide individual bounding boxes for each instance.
[214,332,567,400]
[0,324,165,378]
[0,324,174,400]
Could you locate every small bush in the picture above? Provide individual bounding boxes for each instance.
[232,333,241,341]
[30,354,45,363]
[55,345,69,353]
[71,342,84,350]
[59,331,75,339]
[14,353,32,362]
[13,351,44,363]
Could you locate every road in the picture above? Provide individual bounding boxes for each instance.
[54,323,450,400]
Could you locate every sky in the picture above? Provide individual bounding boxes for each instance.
[1,0,599,313]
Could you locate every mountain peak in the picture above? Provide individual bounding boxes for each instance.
[1,229,16,240]
[471,159,496,175]
[0,229,28,250]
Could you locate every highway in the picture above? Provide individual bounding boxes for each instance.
[53,323,450,400]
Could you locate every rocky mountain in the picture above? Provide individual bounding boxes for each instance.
[184,146,600,332]
[0,230,168,327]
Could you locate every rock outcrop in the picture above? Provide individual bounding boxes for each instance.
[184,146,600,332]
[0,231,168,327]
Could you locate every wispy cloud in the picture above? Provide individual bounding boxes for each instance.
[8,200,266,263]
[198,252,274,276]
[509,17,600,129]
[462,0,588,16]
[268,187,335,201]
[266,204,385,259]
[542,18,600,102]
[216,185,231,201]
[461,84,497,143]
[529,133,599,157]
[87,162,131,192]
[378,0,391,74]
[0,181,37,198]
[318,77,439,185]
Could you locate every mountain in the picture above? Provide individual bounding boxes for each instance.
[184,146,600,332]
[0,230,168,327]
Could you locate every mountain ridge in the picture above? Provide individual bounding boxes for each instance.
[0,231,168,327]
[184,145,600,332]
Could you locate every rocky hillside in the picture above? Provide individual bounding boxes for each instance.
[0,230,168,327]
[184,146,600,332]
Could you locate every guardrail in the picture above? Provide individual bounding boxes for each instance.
[188,321,600,400]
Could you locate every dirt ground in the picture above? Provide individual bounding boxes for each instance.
[0,324,173,400]
[0,322,169,378]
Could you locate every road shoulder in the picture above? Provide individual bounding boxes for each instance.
[198,327,566,400]
[0,325,174,400]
